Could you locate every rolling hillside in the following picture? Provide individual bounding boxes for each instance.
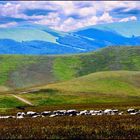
[0,21,140,54]
[19,71,140,106]
[0,46,140,91]
[46,71,140,95]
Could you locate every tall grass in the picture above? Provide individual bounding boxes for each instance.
[0,115,139,139]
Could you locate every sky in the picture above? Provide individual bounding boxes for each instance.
[0,1,140,31]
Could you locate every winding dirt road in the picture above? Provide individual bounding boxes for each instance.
[11,94,33,106]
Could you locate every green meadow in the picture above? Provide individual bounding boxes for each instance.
[0,46,140,112]
[0,94,26,112]
[18,71,140,107]
[0,46,140,91]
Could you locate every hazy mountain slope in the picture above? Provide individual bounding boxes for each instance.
[0,21,140,54]
[74,21,140,38]
[73,28,140,47]
[0,27,58,43]
[0,26,86,54]
[0,39,83,54]
[92,21,140,37]
[0,46,140,91]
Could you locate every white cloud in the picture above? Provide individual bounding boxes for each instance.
[99,12,113,23]
[0,1,139,31]
[0,22,17,28]
[119,16,137,22]
[34,13,61,26]
[77,6,96,17]
[55,12,113,31]
[0,2,22,17]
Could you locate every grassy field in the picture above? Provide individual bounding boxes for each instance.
[46,71,140,94]
[0,71,140,139]
[0,47,140,139]
[0,70,140,112]
[0,55,39,85]
[0,94,26,113]
[0,115,140,139]
[11,71,139,109]
[0,46,140,91]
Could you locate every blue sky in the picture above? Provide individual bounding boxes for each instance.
[0,1,140,31]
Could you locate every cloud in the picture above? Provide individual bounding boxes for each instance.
[0,2,25,18]
[0,1,139,31]
[34,12,61,26]
[119,16,137,22]
[0,22,17,28]
[77,6,96,17]
[99,12,113,23]
[51,12,113,31]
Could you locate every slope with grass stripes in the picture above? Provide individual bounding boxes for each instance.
[0,46,140,91]
[19,71,140,106]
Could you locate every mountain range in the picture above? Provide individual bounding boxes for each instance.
[0,21,140,54]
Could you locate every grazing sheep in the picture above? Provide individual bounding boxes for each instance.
[92,110,103,115]
[32,115,44,118]
[129,112,138,115]
[97,110,104,115]
[89,110,95,114]
[58,110,67,115]
[79,110,89,115]
[112,109,119,114]
[90,110,97,116]
[0,116,15,119]
[16,112,25,119]
[66,109,78,116]
[1,108,139,119]
[53,110,67,116]
[49,114,58,117]
[127,109,136,114]
[104,109,114,115]
[118,111,123,115]
[26,111,38,117]
[17,112,25,117]
[41,111,51,116]
[17,115,24,119]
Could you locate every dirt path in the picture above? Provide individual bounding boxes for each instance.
[11,94,33,106]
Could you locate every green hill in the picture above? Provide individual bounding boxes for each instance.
[46,71,140,95]
[0,46,140,91]
[19,71,140,106]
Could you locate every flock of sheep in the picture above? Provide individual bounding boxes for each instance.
[0,108,140,119]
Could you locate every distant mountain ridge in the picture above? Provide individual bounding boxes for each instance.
[0,21,140,54]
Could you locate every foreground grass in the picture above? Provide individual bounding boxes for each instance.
[0,101,139,139]
[0,115,140,139]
